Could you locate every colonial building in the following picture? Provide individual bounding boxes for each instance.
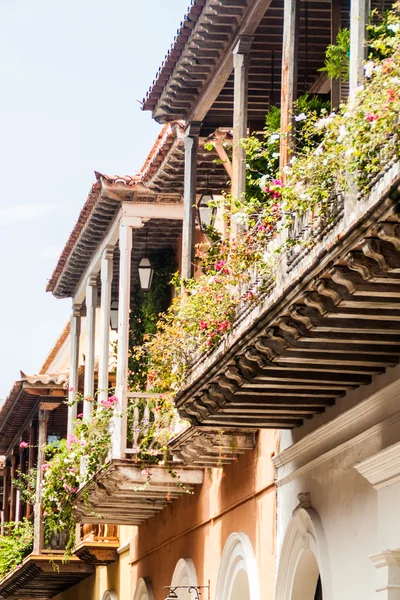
[0,0,399,599]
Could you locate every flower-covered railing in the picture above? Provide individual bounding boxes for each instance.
[139,9,400,396]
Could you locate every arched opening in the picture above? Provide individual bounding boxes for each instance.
[215,532,259,600]
[171,558,198,600]
[291,549,321,600]
[133,578,155,600]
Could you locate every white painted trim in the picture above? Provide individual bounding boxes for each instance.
[276,411,400,487]
[215,532,260,600]
[73,208,122,305]
[275,504,332,600]
[274,370,400,480]
[171,558,198,587]
[102,592,118,600]
[355,441,400,489]
[121,203,183,220]
[133,578,155,600]
[117,541,130,554]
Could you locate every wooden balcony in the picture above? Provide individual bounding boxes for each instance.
[73,395,204,526]
[0,555,93,600]
[74,524,120,565]
[173,161,400,430]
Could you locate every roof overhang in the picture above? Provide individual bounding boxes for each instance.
[0,554,94,600]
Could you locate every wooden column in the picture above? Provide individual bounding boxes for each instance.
[9,454,16,522]
[68,304,81,434]
[33,409,48,555]
[83,276,98,419]
[181,122,201,281]
[280,0,300,172]
[349,0,370,94]
[98,247,114,407]
[331,0,341,108]
[25,425,35,519]
[231,36,252,213]
[113,223,132,459]
[2,466,10,523]
[17,444,25,521]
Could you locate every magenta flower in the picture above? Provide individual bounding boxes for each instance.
[41,463,49,471]
[69,386,75,392]
[19,441,29,449]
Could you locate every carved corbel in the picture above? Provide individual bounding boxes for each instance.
[302,291,331,316]
[208,384,230,408]
[346,251,373,281]
[329,266,357,293]
[289,305,315,329]
[376,222,400,251]
[362,238,390,272]
[314,279,343,305]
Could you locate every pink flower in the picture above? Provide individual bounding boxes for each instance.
[67,433,79,447]
[215,259,227,272]
[366,112,379,122]
[108,395,118,404]
[69,387,75,392]
[77,413,83,418]
[199,320,208,330]
[41,463,49,471]
[19,441,29,449]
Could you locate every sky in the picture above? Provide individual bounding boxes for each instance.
[0,0,189,399]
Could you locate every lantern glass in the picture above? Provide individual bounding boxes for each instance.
[197,194,216,232]
[110,300,119,331]
[138,257,154,291]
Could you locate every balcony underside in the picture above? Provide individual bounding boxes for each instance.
[175,164,400,429]
[74,540,120,565]
[74,460,203,525]
[169,426,257,467]
[0,555,94,600]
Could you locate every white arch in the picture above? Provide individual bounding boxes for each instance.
[275,503,332,600]
[133,578,155,600]
[215,532,260,600]
[171,558,198,600]
[102,592,118,600]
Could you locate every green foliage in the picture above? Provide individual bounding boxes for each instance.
[320,28,350,80]
[13,468,36,506]
[127,249,176,391]
[0,520,34,578]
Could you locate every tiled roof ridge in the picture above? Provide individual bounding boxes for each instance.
[142,0,206,110]
[40,322,70,374]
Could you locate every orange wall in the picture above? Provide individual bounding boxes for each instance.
[130,429,279,600]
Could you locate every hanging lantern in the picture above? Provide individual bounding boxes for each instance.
[110,300,119,331]
[138,257,154,291]
[197,193,217,233]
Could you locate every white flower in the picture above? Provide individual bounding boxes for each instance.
[295,112,307,122]
[289,156,297,165]
[269,133,280,143]
[315,116,333,129]
[337,125,348,142]
[345,148,354,157]
[364,60,375,78]
[234,212,248,225]
[387,23,400,33]
[314,145,324,156]
[272,152,280,158]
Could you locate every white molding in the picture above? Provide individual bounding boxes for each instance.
[276,411,400,487]
[102,592,118,600]
[274,370,400,482]
[171,558,198,587]
[121,203,183,220]
[215,532,260,600]
[117,541,130,555]
[133,578,155,600]
[275,501,332,600]
[355,441,400,489]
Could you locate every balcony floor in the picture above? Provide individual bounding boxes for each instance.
[0,554,94,600]
[74,459,203,525]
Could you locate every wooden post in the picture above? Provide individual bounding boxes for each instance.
[113,223,132,459]
[2,466,10,523]
[33,409,48,555]
[68,304,81,434]
[17,444,25,521]
[349,0,370,94]
[331,0,341,108]
[83,276,98,419]
[98,247,114,407]
[231,36,253,217]
[181,122,201,281]
[9,454,16,522]
[279,0,300,172]
[25,425,35,519]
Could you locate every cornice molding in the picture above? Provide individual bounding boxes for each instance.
[355,441,400,489]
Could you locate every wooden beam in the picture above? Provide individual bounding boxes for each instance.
[83,276,97,419]
[68,305,81,434]
[279,0,300,172]
[349,0,370,93]
[33,410,48,554]
[181,122,201,280]
[98,247,113,406]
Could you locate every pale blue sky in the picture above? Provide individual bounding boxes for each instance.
[0,0,189,399]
